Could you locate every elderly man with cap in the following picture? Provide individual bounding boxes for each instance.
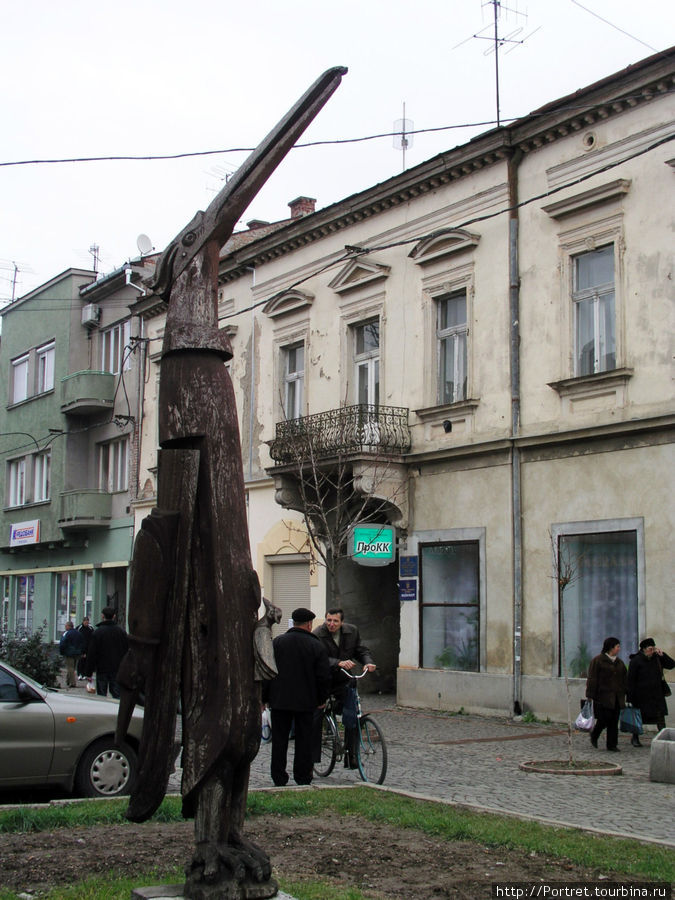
[262,607,330,786]
[627,637,674,744]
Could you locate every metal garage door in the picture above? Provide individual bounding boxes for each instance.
[268,557,312,638]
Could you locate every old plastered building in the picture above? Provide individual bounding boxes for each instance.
[135,49,674,719]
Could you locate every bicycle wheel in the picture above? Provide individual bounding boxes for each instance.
[357,715,387,784]
[314,713,338,777]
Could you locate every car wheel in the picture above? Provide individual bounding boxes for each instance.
[75,738,137,798]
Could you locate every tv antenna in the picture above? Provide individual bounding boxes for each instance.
[454,1,540,127]
[89,243,100,274]
[393,103,414,172]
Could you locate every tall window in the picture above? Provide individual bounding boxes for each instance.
[1,577,9,634]
[283,343,304,420]
[55,572,77,639]
[573,245,615,376]
[84,571,93,623]
[420,542,479,671]
[101,320,131,375]
[15,575,34,636]
[33,451,51,502]
[36,342,55,393]
[354,319,379,406]
[99,436,129,492]
[11,355,29,404]
[437,290,467,404]
[558,529,638,677]
[7,457,26,507]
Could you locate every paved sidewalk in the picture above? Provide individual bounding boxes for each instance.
[171,696,675,847]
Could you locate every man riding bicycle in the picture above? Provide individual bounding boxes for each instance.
[313,608,376,767]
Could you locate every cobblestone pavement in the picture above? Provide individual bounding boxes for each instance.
[169,695,675,847]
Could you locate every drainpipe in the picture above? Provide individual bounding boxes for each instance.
[245,266,256,480]
[508,147,524,717]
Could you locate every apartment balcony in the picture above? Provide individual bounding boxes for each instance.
[58,490,112,531]
[268,404,411,464]
[61,371,115,416]
[267,404,411,528]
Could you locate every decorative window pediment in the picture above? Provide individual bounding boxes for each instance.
[542,179,631,219]
[263,289,314,319]
[409,229,480,265]
[328,258,390,294]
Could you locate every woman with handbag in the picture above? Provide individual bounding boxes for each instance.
[627,637,674,744]
[586,637,627,752]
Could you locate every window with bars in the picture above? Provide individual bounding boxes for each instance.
[98,436,129,492]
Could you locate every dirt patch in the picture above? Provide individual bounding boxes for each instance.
[0,814,652,899]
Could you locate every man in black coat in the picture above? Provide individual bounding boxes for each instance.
[627,637,674,741]
[264,607,330,786]
[313,607,376,766]
[85,607,129,699]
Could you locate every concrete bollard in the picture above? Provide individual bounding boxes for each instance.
[649,727,675,784]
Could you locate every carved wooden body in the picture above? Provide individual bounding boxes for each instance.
[116,67,346,900]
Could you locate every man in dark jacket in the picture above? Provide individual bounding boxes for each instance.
[264,607,330,786]
[627,637,674,742]
[586,636,627,752]
[85,607,129,698]
[59,621,85,688]
[76,616,95,679]
[313,607,376,766]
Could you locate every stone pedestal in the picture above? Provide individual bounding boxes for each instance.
[649,727,675,784]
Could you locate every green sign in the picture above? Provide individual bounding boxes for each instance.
[349,524,396,567]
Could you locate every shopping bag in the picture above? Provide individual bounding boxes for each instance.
[574,699,595,731]
[619,705,643,735]
[261,707,272,744]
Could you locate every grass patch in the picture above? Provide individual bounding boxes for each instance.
[0,786,672,898]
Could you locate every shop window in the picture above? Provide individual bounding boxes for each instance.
[420,541,479,671]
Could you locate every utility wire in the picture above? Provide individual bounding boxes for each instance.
[569,0,658,52]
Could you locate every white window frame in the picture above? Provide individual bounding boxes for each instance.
[99,436,129,492]
[11,355,29,404]
[101,320,131,375]
[436,289,468,405]
[1,577,9,634]
[283,342,305,420]
[15,575,34,636]
[7,457,26,507]
[353,318,380,407]
[84,571,94,623]
[33,450,51,502]
[572,245,616,376]
[36,341,55,393]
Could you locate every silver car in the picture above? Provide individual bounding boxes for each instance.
[0,660,143,798]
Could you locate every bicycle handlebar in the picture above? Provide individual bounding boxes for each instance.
[339,668,370,680]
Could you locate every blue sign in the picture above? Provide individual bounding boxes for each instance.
[399,555,418,578]
[399,579,417,602]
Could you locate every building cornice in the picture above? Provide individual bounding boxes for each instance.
[218,49,674,285]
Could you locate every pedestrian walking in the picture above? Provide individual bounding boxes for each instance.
[76,616,95,679]
[263,607,330,786]
[85,607,128,698]
[59,621,85,688]
[627,637,674,743]
[586,636,627,752]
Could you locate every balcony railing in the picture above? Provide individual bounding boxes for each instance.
[61,371,115,416]
[58,490,112,530]
[269,404,411,465]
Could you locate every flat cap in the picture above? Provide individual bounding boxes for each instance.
[292,607,316,624]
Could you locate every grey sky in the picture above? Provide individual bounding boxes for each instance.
[1,0,672,300]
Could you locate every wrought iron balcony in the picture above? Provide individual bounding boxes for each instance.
[268,404,411,465]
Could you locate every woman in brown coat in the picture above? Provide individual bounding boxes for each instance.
[586,636,627,752]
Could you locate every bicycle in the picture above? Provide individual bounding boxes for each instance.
[314,670,388,785]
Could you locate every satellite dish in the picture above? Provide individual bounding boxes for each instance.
[137,233,154,256]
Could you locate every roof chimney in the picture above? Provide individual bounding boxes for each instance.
[246,219,271,230]
[288,196,316,219]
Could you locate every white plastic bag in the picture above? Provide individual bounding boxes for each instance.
[261,706,272,743]
[85,678,96,694]
[575,699,595,731]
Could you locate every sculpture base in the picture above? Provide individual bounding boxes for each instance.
[132,883,285,900]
